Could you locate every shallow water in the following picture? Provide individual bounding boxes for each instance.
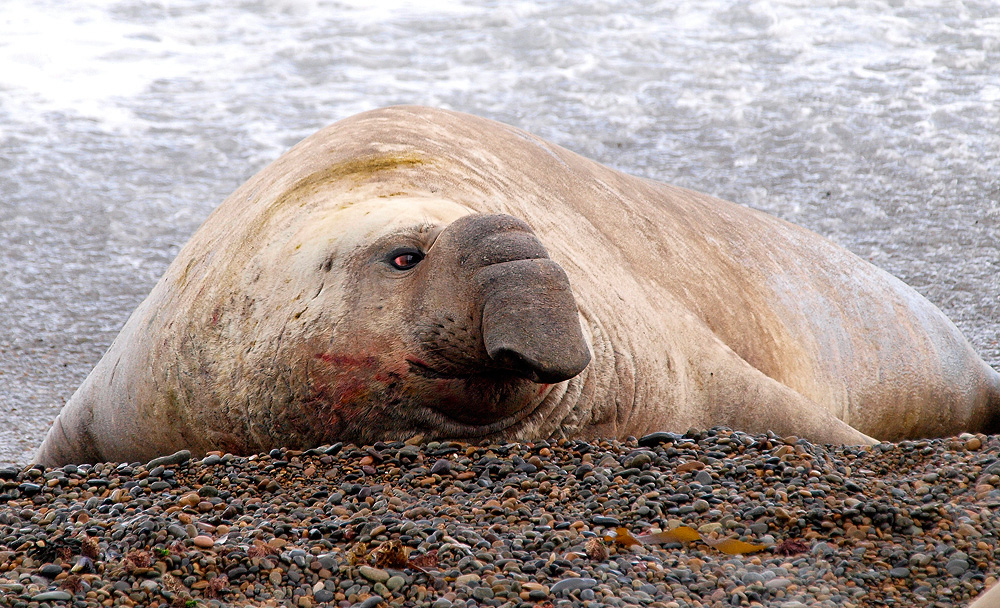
[1,0,997,465]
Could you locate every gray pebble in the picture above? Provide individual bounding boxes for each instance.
[386,575,405,591]
[765,578,791,590]
[140,579,159,592]
[551,577,598,593]
[945,558,969,576]
[146,449,191,469]
[200,454,222,466]
[31,591,73,601]
[695,470,714,485]
[591,515,620,527]
[624,451,652,467]
[910,553,932,567]
[359,565,390,583]
[430,459,452,475]
[356,595,384,608]
[315,589,335,602]
[742,572,765,585]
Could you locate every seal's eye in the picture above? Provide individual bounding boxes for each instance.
[387,248,424,270]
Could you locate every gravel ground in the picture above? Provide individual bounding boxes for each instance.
[1,429,998,608]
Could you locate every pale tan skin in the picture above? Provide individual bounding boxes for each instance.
[35,106,1000,465]
[969,580,1000,608]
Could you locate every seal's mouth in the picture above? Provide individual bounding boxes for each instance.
[404,356,552,438]
[406,357,468,380]
[420,389,551,440]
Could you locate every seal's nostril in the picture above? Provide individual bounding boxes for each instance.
[488,346,585,384]
[477,258,591,385]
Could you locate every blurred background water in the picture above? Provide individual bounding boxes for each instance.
[1,0,997,465]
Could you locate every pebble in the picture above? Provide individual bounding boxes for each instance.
[591,515,621,527]
[30,591,73,601]
[146,448,191,468]
[356,595,384,608]
[550,577,598,593]
[455,573,480,586]
[946,558,970,576]
[765,577,792,590]
[359,565,390,583]
[0,431,995,607]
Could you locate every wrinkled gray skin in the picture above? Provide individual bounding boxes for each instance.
[35,106,1000,465]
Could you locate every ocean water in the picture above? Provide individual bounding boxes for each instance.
[1,0,997,465]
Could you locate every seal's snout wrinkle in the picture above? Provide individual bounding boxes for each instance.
[477,259,591,383]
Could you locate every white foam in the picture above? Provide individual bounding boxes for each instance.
[0,2,185,127]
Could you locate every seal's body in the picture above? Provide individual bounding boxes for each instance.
[35,106,1000,465]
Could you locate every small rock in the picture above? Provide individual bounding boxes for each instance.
[429,459,451,475]
[386,575,405,591]
[910,553,932,567]
[18,482,41,495]
[359,565,390,583]
[356,595,384,608]
[146,449,191,469]
[946,558,969,576]
[140,579,159,592]
[637,431,682,447]
[676,461,706,473]
[192,535,214,548]
[315,589,335,603]
[456,573,480,586]
[694,470,714,485]
[31,591,73,602]
[765,578,792,590]
[200,454,222,466]
[698,522,723,536]
[591,515,620,527]
[624,450,652,468]
[551,577,598,593]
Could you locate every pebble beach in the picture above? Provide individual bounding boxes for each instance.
[1,429,998,608]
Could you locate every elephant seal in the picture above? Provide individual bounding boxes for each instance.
[35,106,1000,465]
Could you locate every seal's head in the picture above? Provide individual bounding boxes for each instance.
[267,196,591,447]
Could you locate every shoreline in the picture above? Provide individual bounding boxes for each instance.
[1,429,998,607]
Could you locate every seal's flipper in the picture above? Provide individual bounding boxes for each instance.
[693,336,879,445]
